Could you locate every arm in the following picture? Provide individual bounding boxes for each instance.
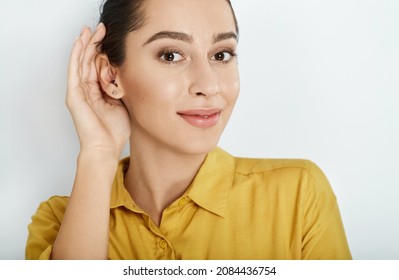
[51,24,130,259]
[301,162,352,260]
[51,152,117,259]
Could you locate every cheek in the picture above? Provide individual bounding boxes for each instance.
[121,70,185,115]
[220,68,240,106]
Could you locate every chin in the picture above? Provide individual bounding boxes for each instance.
[172,134,221,156]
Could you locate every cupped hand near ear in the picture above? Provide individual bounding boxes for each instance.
[66,23,131,159]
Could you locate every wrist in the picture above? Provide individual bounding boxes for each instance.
[75,150,120,191]
[77,148,121,172]
[78,145,122,162]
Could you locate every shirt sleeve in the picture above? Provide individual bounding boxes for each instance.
[25,196,68,260]
[301,162,352,260]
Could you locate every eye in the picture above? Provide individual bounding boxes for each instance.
[211,51,236,63]
[159,50,184,63]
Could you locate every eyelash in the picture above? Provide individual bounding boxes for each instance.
[157,48,237,64]
[212,49,238,64]
[158,48,184,64]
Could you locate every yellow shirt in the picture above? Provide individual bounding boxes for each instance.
[26,147,351,260]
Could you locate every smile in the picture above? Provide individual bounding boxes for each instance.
[177,109,222,129]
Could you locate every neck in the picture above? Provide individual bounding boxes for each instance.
[124,140,207,226]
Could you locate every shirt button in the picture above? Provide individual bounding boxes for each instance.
[178,197,187,207]
[159,239,167,249]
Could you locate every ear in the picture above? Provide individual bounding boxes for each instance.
[95,54,124,99]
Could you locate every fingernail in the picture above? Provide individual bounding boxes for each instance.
[80,25,87,35]
[96,22,104,31]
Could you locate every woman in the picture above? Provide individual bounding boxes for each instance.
[26,0,351,260]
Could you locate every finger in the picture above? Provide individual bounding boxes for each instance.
[88,24,107,82]
[82,23,106,81]
[78,26,92,77]
[87,57,99,84]
[66,26,90,99]
[81,23,106,82]
[67,36,84,91]
[79,26,91,52]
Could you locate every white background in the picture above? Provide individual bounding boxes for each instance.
[0,0,398,260]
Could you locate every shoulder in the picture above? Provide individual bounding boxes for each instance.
[234,156,314,174]
[230,153,333,197]
[213,147,329,186]
[33,195,70,222]
[38,195,69,208]
[233,155,327,183]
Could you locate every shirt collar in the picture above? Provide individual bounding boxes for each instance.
[110,157,142,213]
[110,147,235,217]
[186,147,235,217]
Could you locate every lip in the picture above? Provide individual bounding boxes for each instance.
[177,109,222,128]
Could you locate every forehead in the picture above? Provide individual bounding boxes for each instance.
[140,0,236,36]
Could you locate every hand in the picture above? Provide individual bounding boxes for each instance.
[66,23,130,158]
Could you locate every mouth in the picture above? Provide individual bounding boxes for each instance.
[177,109,222,129]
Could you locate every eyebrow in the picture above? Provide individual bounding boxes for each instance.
[143,31,193,46]
[212,32,238,44]
[143,31,238,46]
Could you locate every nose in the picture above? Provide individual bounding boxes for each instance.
[188,59,220,97]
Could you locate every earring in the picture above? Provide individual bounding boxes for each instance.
[112,90,117,96]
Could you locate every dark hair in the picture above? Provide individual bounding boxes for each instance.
[99,0,239,67]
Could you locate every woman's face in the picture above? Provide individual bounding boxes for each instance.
[118,0,239,155]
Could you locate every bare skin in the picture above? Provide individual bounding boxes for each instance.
[52,0,239,259]
[52,24,131,259]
